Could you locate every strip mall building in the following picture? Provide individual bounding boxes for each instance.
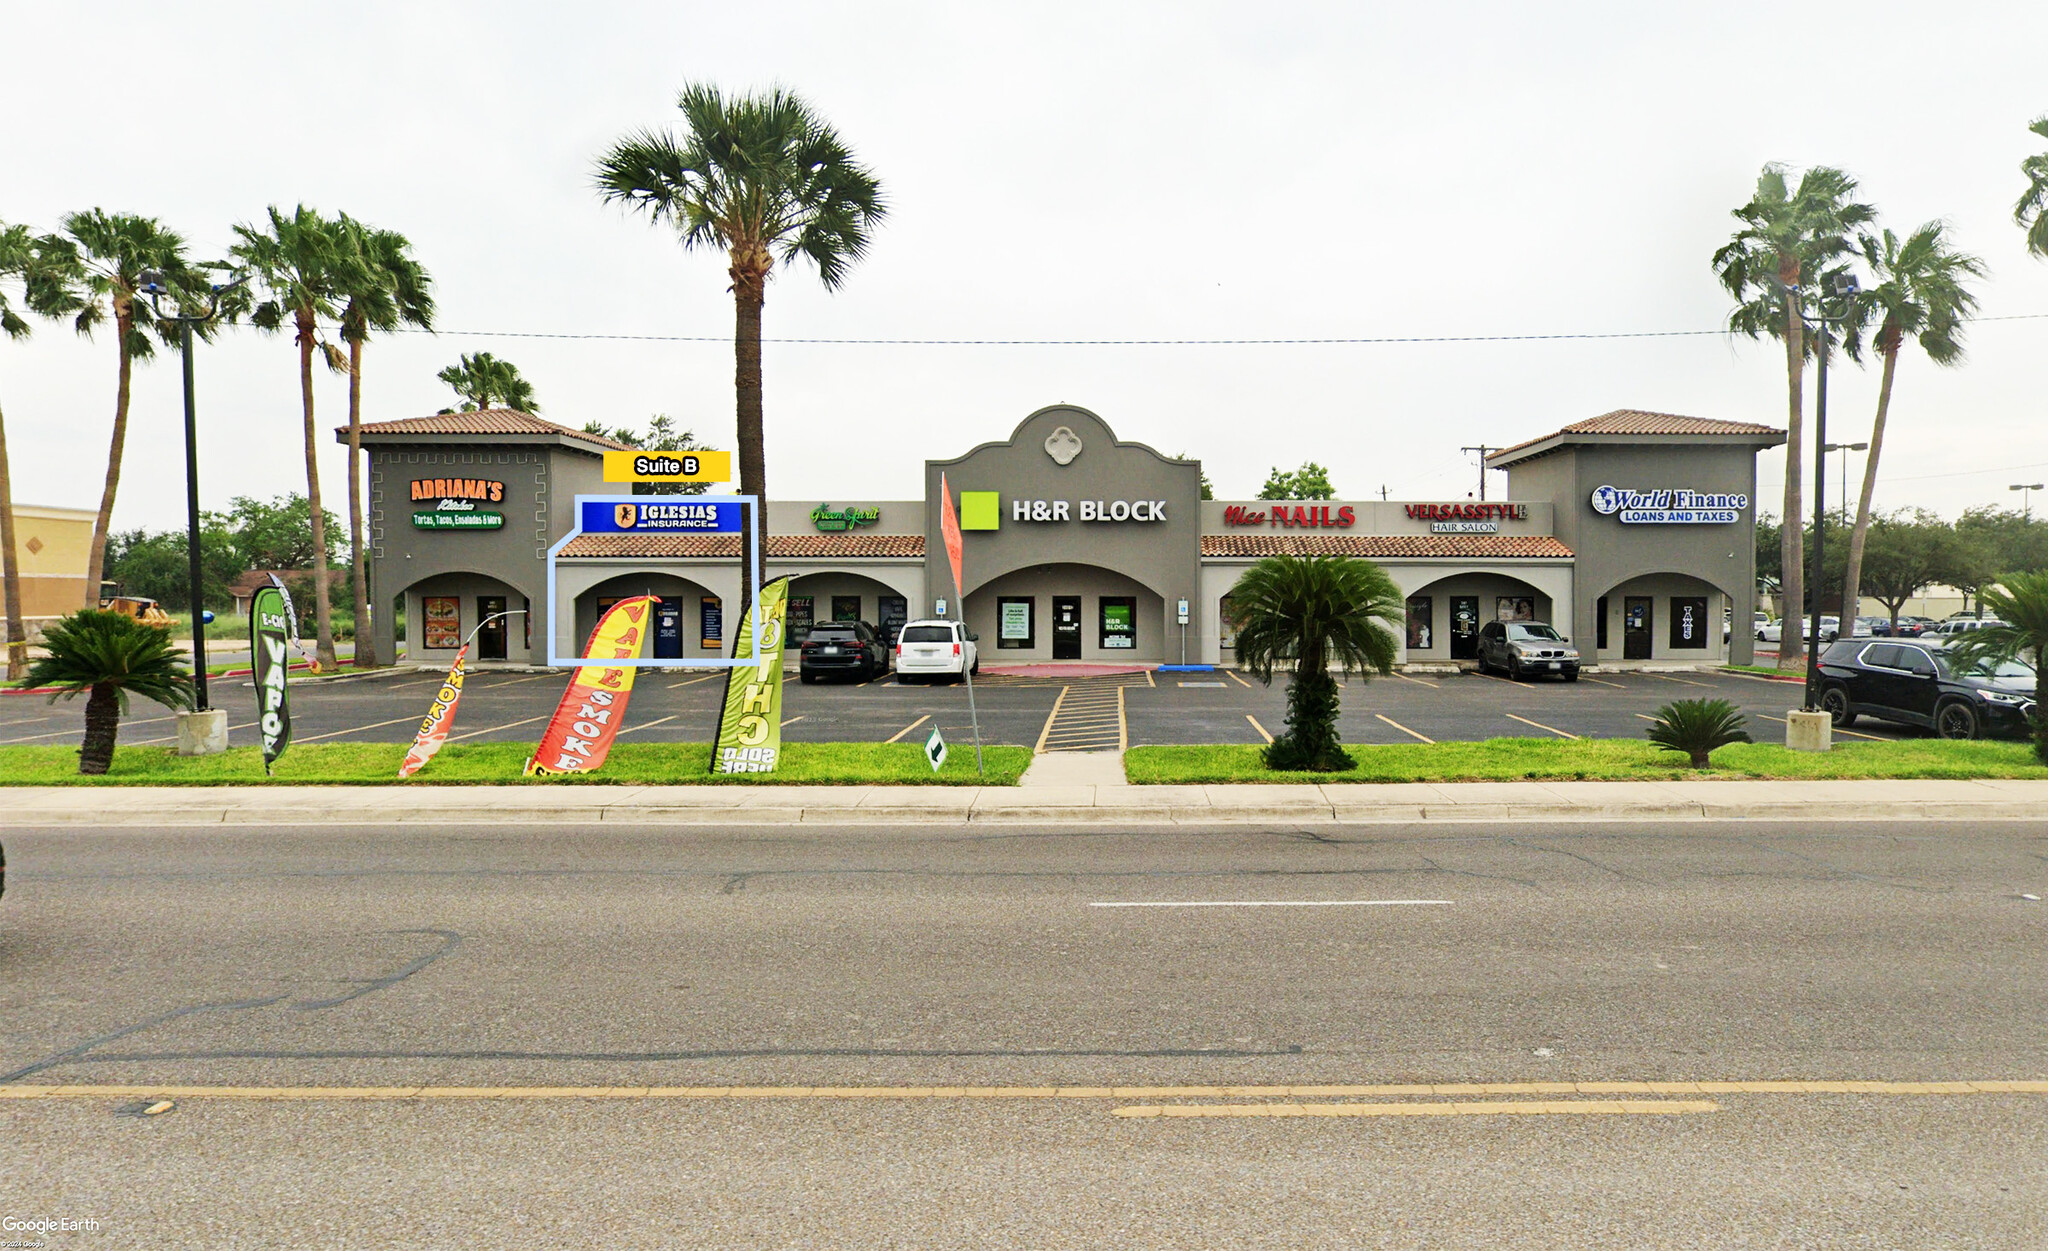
[347,403,1783,670]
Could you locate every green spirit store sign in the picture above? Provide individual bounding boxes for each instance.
[412,477,507,531]
[810,504,880,532]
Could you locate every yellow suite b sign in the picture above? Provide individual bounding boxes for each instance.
[602,450,732,484]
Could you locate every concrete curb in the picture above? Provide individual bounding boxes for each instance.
[4,780,2046,827]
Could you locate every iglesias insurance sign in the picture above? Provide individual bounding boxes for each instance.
[1589,485,1747,524]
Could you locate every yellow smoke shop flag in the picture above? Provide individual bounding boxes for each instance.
[710,575,792,774]
[398,644,469,779]
[523,595,654,777]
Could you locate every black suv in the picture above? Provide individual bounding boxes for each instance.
[1815,638,2038,739]
[798,621,889,683]
[1475,620,1581,681]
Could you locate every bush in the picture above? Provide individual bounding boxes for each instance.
[1645,698,1753,769]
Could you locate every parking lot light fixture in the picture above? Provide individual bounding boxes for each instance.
[2011,483,2045,521]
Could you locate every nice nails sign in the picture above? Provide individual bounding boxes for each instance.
[1222,504,1356,528]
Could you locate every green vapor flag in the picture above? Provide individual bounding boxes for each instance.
[250,583,292,772]
[710,575,792,775]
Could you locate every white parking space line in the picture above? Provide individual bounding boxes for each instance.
[781,715,805,727]
[444,714,548,742]
[129,720,259,746]
[1389,671,1439,689]
[1579,676,1627,688]
[296,715,431,743]
[885,715,930,743]
[666,673,720,689]
[1504,712,1579,739]
[0,712,182,743]
[1245,714,1273,744]
[1090,899,1453,909]
[615,715,680,736]
[1225,669,1252,689]
[1647,674,1714,688]
[1375,713,1434,744]
[0,715,57,728]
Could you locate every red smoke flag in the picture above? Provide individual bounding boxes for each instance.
[398,644,469,778]
[939,471,965,601]
[523,595,655,776]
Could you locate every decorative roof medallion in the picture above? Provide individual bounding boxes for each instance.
[1044,426,1083,465]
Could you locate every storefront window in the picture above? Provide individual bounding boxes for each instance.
[1669,596,1709,649]
[997,597,1034,649]
[832,595,861,623]
[423,596,461,650]
[1218,595,1239,649]
[700,596,723,650]
[878,595,908,645]
[1405,597,1433,650]
[787,595,814,641]
[1100,597,1137,650]
[1496,596,1535,623]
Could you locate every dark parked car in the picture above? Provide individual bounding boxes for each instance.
[1870,616,1936,638]
[798,620,889,683]
[1475,620,1581,681]
[1815,638,2038,739]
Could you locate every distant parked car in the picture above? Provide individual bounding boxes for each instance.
[893,619,979,684]
[798,620,889,684]
[1759,614,1839,643]
[1816,638,2037,739]
[1475,620,1580,681]
[1925,617,2007,642]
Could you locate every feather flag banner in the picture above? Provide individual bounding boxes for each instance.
[523,595,654,777]
[398,645,469,779]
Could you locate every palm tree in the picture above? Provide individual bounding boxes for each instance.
[1713,165,1875,671]
[231,205,363,672]
[1945,569,2048,762]
[334,217,434,669]
[19,608,194,774]
[1839,224,1983,623]
[2016,115,2048,259]
[60,210,197,609]
[0,224,36,679]
[1227,554,1403,771]
[596,83,886,638]
[436,351,536,413]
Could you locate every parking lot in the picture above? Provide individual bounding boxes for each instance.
[1,662,1926,753]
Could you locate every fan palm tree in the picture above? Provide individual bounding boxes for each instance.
[334,217,435,669]
[596,83,886,639]
[2016,115,2048,259]
[1945,569,2048,762]
[60,210,198,609]
[1713,165,1875,671]
[231,205,364,672]
[1839,224,1983,624]
[19,608,194,774]
[436,351,535,413]
[1227,555,1403,771]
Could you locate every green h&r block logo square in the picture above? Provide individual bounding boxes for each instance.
[959,491,1001,531]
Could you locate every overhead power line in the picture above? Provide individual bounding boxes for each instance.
[365,311,2048,348]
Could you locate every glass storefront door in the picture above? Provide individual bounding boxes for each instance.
[1449,596,1480,660]
[1624,597,1653,660]
[477,596,507,660]
[1052,596,1082,660]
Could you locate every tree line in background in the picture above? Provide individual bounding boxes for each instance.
[102,493,342,613]
[1756,504,2048,627]
[1718,111,2048,674]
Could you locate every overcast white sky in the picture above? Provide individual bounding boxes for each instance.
[5,1,2047,532]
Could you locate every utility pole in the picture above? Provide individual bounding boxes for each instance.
[1378,485,1389,501]
[1461,446,1501,501]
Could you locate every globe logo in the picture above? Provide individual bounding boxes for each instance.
[1589,485,1623,515]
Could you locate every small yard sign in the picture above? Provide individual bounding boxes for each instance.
[924,725,949,773]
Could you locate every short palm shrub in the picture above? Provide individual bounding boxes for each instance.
[18,609,194,774]
[1645,698,1752,769]
[1229,554,1403,772]
[1946,569,2048,765]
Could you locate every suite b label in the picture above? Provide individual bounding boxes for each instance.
[601,449,732,483]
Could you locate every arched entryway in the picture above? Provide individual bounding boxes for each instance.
[784,571,918,646]
[1398,570,1566,664]
[392,571,536,666]
[571,571,727,663]
[963,562,1168,663]
[1588,571,1734,664]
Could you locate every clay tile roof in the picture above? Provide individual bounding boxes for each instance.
[343,408,633,450]
[558,533,925,559]
[1488,408,1782,464]
[1200,534,1573,559]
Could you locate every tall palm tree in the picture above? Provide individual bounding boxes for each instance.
[1227,554,1403,771]
[1713,165,1875,671]
[60,210,197,610]
[19,608,194,774]
[596,83,886,638]
[1839,224,1983,622]
[0,224,37,678]
[334,216,435,669]
[231,205,363,671]
[2016,115,2048,259]
[436,351,536,413]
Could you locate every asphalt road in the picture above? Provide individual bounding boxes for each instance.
[2,819,2044,1248]
[0,663,1924,752]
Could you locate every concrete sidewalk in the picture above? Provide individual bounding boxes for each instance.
[4,777,2045,826]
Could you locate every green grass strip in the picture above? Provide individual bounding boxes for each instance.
[0,741,1030,786]
[1124,738,2048,784]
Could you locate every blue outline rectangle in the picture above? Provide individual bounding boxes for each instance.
[545,494,763,669]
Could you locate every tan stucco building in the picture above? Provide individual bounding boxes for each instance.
[4,502,95,634]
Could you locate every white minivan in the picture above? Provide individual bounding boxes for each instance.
[894,619,980,683]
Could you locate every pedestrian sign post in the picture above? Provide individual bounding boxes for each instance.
[924,725,949,773]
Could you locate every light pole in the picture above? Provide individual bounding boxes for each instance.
[2012,482,2045,521]
[138,269,244,716]
[1804,271,1858,712]
[1822,441,1868,520]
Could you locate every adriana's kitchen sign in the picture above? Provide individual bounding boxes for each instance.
[411,478,506,531]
